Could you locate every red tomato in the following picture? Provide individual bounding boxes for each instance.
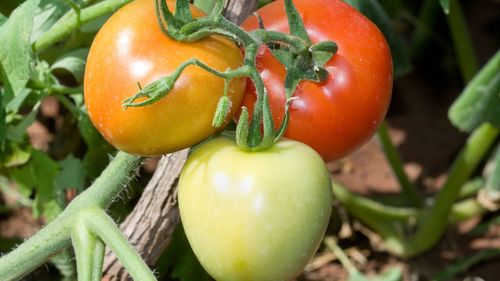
[84,0,245,156]
[241,0,393,162]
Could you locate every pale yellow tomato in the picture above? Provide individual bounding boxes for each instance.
[178,136,333,281]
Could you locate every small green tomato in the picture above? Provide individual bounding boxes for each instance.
[178,136,333,281]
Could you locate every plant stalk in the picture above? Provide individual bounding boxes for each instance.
[0,152,141,280]
[446,0,478,82]
[377,122,423,207]
[406,123,499,257]
[81,208,157,281]
[33,0,133,53]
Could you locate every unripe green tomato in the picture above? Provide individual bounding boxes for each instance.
[178,136,333,281]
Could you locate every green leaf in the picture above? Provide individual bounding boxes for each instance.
[0,0,40,97]
[193,0,216,15]
[6,109,37,142]
[439,0,451,14]
[344,0,411,77]
[54,154,85,207]
[30,0,69,43]
[40,199,62,221]
[6,88,32,114]
[0,88,5,145]
[83,143,114,179]
[448,51,500,132]
[51,48,89,83]
[484,144,500,200]
[0,140,31,168]
[10,160,36,198]
[0,12,6,26]
[31,150,59,218]
[77,110,105,147]
[10,149,59,218]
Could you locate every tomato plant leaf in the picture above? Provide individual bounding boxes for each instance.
[30,150,60,218]
[0,12,6,26]
[83,143,114,179]
[54,154,85,207]
[0,0,40,97]
[193,0,223,16]
[449,51,500,132]
[344,0,411,77]
[0,141,31,168]
[439,0,451,14]
[6,88,32,114]
[31,0,69,43]
[483,144,500,202]
[6,109,37,142]
[0,88,5,146]
[193,0,216,15]
[77,109,106,147]
[51,48,89,84]
[10,149,60,217]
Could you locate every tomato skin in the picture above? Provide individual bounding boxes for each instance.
[84,0,246,156]
[178,137,333,281]
[241,0,393,162]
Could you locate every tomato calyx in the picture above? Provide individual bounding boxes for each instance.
[122,0,338,152]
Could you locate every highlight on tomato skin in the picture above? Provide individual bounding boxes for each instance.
[178,136,333,281]
[240,0,393,163]
[83,0,246,156]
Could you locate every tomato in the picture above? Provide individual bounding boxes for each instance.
[84,0,246,156]
[178,136,333,281]
[241,0,393,162]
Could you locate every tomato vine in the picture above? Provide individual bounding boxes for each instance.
[121,0,338,152]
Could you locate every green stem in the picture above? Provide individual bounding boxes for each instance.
[0,152,141,280]
[33,0,133,53]
[324,237,358,275]
[72,224,101,281]
[66,152,141,210]
[406,123,499,257]
[0,217,72,281]
[410,0,441,57]
[377,122,423,207]
[332,180,489,256]
[445,0,478,82]
[93,239,105,280]
[81,208,156,281]
[91,239,105,281]
[331,181,418,221]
